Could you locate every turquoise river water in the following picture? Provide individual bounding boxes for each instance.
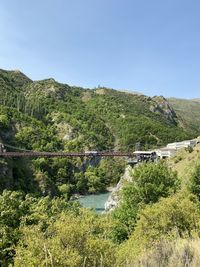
[78,192,111,213]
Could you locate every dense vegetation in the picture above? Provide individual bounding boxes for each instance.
[1,68,200,266]
[112,162,179,242]
[0,69,196,197]
[2,157,200,266]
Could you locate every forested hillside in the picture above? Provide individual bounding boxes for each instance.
[1,69,200,266]
[0,69,198,197]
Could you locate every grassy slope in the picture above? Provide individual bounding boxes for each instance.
[168,98,200,134]
[168,140,200,186]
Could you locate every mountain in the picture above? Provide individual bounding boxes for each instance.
[0,69,194,149]
[192,98,200,102]
[0,68,198,196]
[168,98,200,134]
[1,69,200,267]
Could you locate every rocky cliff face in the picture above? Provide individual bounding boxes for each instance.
[105,165,133,211]
[150,96,178,124]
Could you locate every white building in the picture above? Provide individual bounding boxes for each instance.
[166,139,197,150]
[156,148,176,159]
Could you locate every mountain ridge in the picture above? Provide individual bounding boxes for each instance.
[0,68,197,147]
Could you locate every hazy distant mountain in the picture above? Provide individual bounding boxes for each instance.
[118,89,144,95]
[192,98,200,102]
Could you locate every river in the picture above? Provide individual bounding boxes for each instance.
[78,192,111,213]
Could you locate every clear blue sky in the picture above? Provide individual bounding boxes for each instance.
[0,0,200,98]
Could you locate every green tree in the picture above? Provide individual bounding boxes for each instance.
[97,158,125,186]
[14,211,116,267]
[85,166,105,193]
[112,162,179,242]
[0,114,9,127]
[0,190,28,266]
[0,190,80,266]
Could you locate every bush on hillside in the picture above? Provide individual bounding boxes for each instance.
[14,211,116,267]
[190,163,200,201]
[112,162,179,242]
[117,192,200,266]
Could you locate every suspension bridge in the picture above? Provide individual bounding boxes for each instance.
[0,143,156,161]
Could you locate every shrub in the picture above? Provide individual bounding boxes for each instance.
[118,238,200,267]
[190,164,200,201]
[117,192,200,266]
[0,114,9,127]
[185,146,194,153]
[112,162,179,242]
[14,211,116,267]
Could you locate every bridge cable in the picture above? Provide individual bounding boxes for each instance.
[4,144,36,153]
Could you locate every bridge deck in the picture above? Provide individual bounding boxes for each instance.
[0,151,135,158]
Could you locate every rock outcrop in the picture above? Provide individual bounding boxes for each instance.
[150,96,178,124]
[104,165,133,211]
